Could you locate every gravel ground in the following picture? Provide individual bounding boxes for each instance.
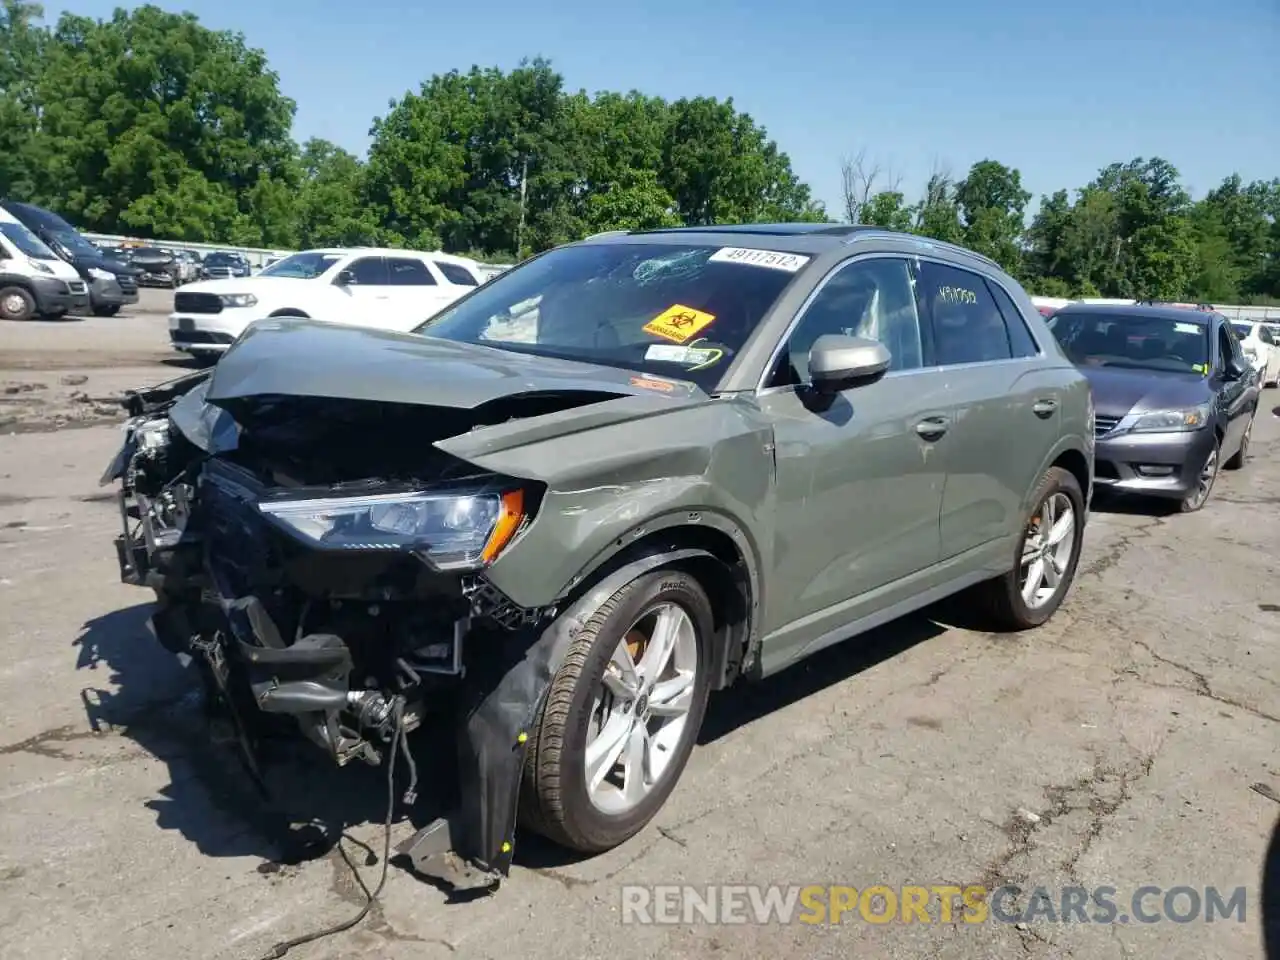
[0,305,1277,960]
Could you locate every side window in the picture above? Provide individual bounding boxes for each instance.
[918,261,1013,365]
[435,261,479,286]
[1259,326,1274,346]
[767,257,923,387]
[1215,324,1235,371]
[984,279,1040,358]
[386,258,437,286]
[346,257,390,285]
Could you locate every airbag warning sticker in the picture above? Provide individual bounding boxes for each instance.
[644,304,716,343]
[709,247,810,272]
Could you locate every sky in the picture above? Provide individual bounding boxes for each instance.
[42,0,1280,217]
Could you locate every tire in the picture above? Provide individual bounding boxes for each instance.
[520,568,714,853]
[1224,418,1252,471]
[0,286,36,322]
[973,466,1085,630]
[1180,438,1220,512]
[92,304,121,317]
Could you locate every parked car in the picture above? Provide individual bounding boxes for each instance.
[130,247,182,288]
[171,250,202,285]
[1030,295,1073,318]
[104,224,1092,893]
[1230,320,1280,387]
[0,200,140,316]
[0,206,90,320]
[200,251,250,280]
[1048,303,1258,512]
[167,247,485,359]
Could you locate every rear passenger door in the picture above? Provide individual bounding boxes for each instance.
[383,256,445,329]
[916,259,1059,561]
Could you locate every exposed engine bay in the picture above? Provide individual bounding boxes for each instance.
[104,369,620,893]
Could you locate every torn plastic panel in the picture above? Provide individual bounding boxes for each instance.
[397,547,713,890]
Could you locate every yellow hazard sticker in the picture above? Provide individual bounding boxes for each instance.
[644,304,716,344]
[1192,363,1207,373]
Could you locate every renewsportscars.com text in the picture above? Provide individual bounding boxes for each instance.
[620,884,1249,926]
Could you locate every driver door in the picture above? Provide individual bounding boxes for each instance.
[335,256,393,325]
[754,256,949,675]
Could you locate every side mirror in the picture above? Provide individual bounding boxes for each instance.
[335,269,357,286]
[808,334,892,395]
[1223,357,1248,381]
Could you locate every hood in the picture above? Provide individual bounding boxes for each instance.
[65,251,140,276]
[39,256,82,283]
[130,251,175,266]
[181,276,301,296]
[1079,364,1209,419]
[206,317,708,412]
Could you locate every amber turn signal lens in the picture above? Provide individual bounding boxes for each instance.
[480,489,525,563]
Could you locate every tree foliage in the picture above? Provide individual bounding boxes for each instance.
[1,5,1277,303]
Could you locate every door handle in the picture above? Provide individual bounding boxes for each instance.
[915,416,949,441]
[1032,398,1058,418]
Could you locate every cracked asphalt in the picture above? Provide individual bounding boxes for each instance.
[1,308,1277,960]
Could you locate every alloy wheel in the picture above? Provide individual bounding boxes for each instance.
[1019,492,1076,610]
[584,602,698,815]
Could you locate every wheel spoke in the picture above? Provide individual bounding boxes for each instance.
[1044,556,1061,587]
[1022,558,1045,603]
[649,672,694,717]
[606,642,640,697]
[1047,510,1073,546]
[585,712,633,791]
[638,606,682,692]
[621,722,649,805]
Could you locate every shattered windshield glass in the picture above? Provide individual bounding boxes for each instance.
[414,242,809,391]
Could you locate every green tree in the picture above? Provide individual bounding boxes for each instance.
[954,159,1031,274]
[0,0,47,199]
[14,5,299,245]
[294,138,381,247]
[913,171,964,244]
[860,191,913,231]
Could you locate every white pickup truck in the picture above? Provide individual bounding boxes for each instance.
[168,247,486,359]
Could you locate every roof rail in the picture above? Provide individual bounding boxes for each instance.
[842,230,1002,269]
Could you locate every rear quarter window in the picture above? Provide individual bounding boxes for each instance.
[435,261,479,286]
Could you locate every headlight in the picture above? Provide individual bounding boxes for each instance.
[258,488,526,569]
[219,293,258,308]
[27,258,53,274]
[1128,403,1211,433]
[88,267,114,281]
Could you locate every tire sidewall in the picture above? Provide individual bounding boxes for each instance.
[1182,439,1221,511]
[554,570,714,848]
[0,287,35,322]
[1008,469,1086,627]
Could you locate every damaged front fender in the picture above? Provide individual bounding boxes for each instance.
[397,547,714,891]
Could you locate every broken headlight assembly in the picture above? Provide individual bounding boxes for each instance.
[257,487,527,569]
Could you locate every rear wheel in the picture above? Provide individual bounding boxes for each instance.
[1180,439,1220,511]
[0,286,36,322]
[973,466,1085,630]
[520,569,713,853]
[92,304,121,317]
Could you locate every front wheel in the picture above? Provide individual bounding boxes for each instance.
[1180,439,1220,512]
[520,569,713,853]
[92,304,121,317]
[0,286,36,322]
[974,466,1085,630]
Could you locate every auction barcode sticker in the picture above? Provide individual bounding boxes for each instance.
[709,247,811,273]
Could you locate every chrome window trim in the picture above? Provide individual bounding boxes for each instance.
[754,251,1044,395]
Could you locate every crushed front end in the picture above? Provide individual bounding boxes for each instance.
[104,374,560,891]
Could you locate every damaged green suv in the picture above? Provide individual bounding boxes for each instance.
[103,224,1092,892]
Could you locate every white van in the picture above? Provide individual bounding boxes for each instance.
[0,207,90,321]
